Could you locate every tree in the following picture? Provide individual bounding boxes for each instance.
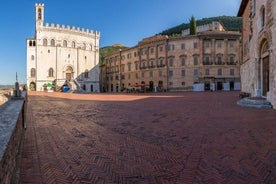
[189,16,197,35]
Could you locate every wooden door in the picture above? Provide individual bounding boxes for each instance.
[262,56,269,96]
[66,73,71,81]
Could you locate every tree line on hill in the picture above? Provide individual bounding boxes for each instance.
[160,16,242,36]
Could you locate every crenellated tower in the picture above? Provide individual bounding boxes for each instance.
[35,3,44,29]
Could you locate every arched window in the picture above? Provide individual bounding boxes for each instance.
[51,39,55,46]
[63,40,67,47]
[43,38,47,46]
[83,43,86,50]
[48,68,54,77]
[38,8,42,19]
[31,55,35,60]
[33,41,36,46]
[31,68,36,77]
[72,41,76,48]
[90,44,93,50]
[84,69,89,78]
[29,41,32,46]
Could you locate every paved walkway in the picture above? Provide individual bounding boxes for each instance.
[19,91,276,184]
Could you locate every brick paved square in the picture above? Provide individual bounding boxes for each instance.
[19,91,276,184]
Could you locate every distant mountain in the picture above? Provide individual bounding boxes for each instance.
[0,85,13,89]
[160,16,242,36]
[99,44,128,65]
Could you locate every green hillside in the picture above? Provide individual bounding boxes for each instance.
[99,44,128,65]
[160,16,242,36]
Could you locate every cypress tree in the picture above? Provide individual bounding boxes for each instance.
[190,16,197,35]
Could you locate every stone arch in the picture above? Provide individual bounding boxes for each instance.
[29,81,36,91]
[258,31,271,97]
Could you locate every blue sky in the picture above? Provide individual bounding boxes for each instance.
[0,0,241,85]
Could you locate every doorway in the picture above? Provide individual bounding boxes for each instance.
[262,56,269,96]
[66,73,72,81]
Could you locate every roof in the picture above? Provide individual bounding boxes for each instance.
[237,0,249,16]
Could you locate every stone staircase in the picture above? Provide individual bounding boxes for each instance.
[237,97,273,109]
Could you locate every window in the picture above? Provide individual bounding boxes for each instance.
[43,38,47,46]
[204,41,210,48]
[159,70,162,77]
[128,63,131,71]
[141,72,144,78]
[159,46,163,52]
[31,55,34,60]
[216,54,223,65]
[72,41,76,48]
[83,43,86,50]
[217,41,222,48]
[261,7,265,28]
[194,42,198,49]
[135,73,138,79]
[204,55,210,64]
[51,39,55,46]
[150,71,153,77]
[194,69,198,76]
[230,69,234,76]
[193,55,198,65]
[169,70,173,77]
[181,43,185,50]
[90,44,93,51]
[38,8,42,19]
[31,68,36,77]
[182,82,185,86]
[84,70,89,79]
[169,58,173,67]
[181,57,186,66]
[135,62,138,70]
[63,40,67,47]
[48,68,54,77]
[169,82,173,86]
[218,68,222,76]
[150,48,154,54]
[229,41,234,48]
[181,70,185,77]
[168,44,175,51]
[205,69,210,75]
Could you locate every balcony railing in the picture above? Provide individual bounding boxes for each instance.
[203,61,213,65]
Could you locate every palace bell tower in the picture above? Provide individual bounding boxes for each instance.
[35,3,44,29]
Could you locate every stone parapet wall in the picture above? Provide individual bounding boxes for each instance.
[0,93,26,184]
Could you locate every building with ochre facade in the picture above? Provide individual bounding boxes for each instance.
[27,3,100,92]
[238,0,276,109]
[101,22,241,93]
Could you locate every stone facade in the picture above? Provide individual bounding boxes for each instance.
[101,25,241,93]
[27,3,100,92]
[0,93,26,184]
[238,0,276,109]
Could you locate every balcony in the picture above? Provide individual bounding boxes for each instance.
[157,64,166,68]
[227,61,237,65]
[214,61,225,65]
[203,61,213,65]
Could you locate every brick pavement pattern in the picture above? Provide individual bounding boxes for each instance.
[19,91,276,184]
